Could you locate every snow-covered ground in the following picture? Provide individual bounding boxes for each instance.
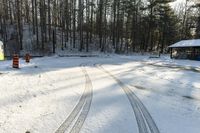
[0,55,200,133]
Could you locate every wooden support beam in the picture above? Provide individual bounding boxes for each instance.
[170,48,173,59]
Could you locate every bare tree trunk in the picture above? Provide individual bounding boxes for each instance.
[48,0,51,41]
[35,0,39,47]
[73,0,76,48]
[64,0,69,46]
[99,0,103,51]
[16,0,23,50]
[32,0,35,34]
[40,0,44,50]
[90,0,94,43]
[9,0,13,24]
[78,0,84,51]
[112,0,116,49]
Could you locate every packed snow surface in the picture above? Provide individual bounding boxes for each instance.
[0,55,200,133]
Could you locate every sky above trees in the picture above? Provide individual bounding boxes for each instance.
[170,0,184,8]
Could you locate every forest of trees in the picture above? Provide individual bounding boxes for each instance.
[0,0,200,54]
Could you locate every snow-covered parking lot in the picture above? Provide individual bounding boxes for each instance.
[0,55,200,133]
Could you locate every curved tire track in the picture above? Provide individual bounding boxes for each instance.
[96,64,159,133]
[55,64,93,133]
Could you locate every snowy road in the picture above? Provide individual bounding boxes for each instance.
[96,64,159,133]
[0,55,200,133]
[55,65,93,133]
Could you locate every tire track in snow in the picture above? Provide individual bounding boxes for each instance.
[96,64,160,133]
[116,57,200,73]
[144,62,200,73]
[55,64,93,133]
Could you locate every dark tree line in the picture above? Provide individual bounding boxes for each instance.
[0,0,199,54]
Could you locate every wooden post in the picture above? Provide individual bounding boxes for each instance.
[25,53,30,63]
[170,48,173,59]
[193,47,196,60]
[53,30,56,54]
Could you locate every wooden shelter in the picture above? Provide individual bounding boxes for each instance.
[169,39,200,61]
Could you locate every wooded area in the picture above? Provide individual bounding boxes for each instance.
[0,0,200,54]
